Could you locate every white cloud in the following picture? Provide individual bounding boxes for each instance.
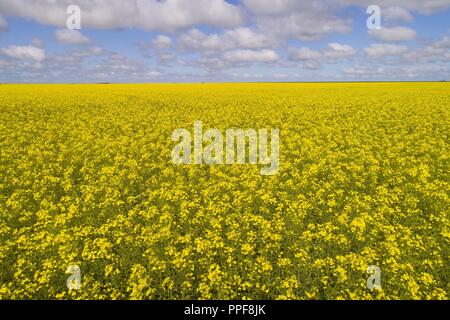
[324,43,357,58]
[243,0,450,17]
[152,35,172,50]
[157,52,175,64]
[1,45,46,62]
[342,63,450,80]
[222,28,272,49]
[343,66,379,77]
[87,52,159,81]
[0,60,13,68]
[368,27,417,42]
[243,0,299,15]
[179,27,272,52]
[289,43,355,62]
[383,6,414,22]
[32,62,43,69]
[179,29,226,51]
[52,46,103,65]
[402,36,450,63]
[302,61,321,70]
[147,71,163,78]
[0,0,243,32]
[273,73,289,79]
[289,47,322,61]
[242,1,447,42]
[256,11,351,41]
[246,0,450,16]
[341,0,450,15]
[243,1,352,41]
[223,49,279,63]
[229,72,264,79]
[364,43,409,57]
[54,29,91,45]
[435,36,450,49]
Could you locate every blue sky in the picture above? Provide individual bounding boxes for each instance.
[0,0,449,83]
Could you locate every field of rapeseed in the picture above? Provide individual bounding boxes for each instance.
[0,83,448,300]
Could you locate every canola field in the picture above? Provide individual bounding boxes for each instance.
[0,83,449,300]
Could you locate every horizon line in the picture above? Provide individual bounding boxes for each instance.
[0,80,449,85]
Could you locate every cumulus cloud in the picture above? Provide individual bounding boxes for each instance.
[324,43,357,59]
[147,70,163,78]
[243,0,299,15]
[223,49,279,63]
[364,43,409,57]
[383,6,414,22]
[47,47,105,81]
[179,27,272,52]
[156,52,175,64]
[152,35,172,50]
[138,35,173,62]
[289,43,356,62]
[0,0,243,32]
[228,72,264,79]
[222,28,272,49]
[435,36,450,49]
[340,0,450,14]
[54,29,91,45]
[256,11,351,41]
[0,59,13,68]
[179,29,225,51]
[244,0,449,16]
[401,36,450,63]
[288,47,322,61]
[241,1,352,41]
[287,47,322,70]
[342,63,450,80]
[243,0,449,42]
[1,45,46,62]
[342,65,382,77]
[52,46,103,65]
[368,27,417,42]
[30,47,167,83]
